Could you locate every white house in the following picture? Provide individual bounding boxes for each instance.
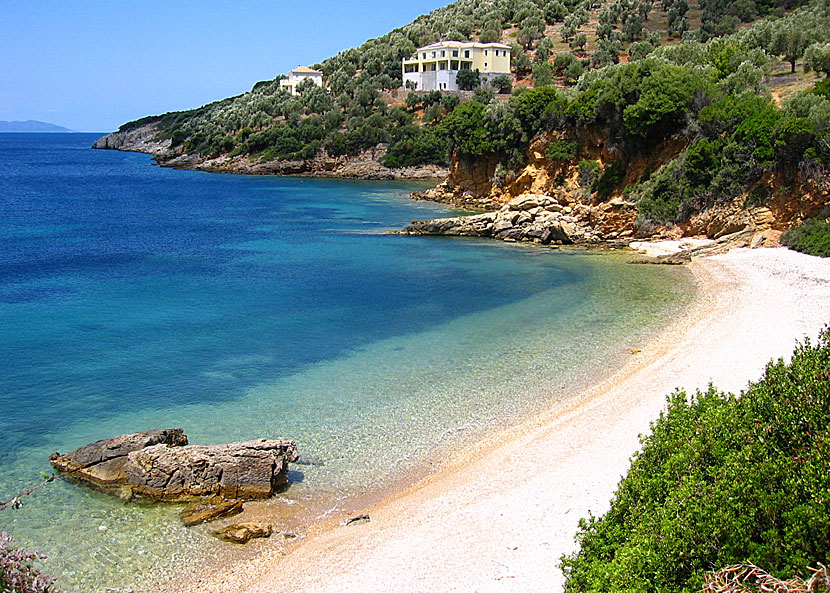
[402,41,512,91]
[280,66,324,95]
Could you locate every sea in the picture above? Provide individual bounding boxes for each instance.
[0,133,694,592]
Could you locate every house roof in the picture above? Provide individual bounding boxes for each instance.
[291,66,323,75]
[416,41,511,52]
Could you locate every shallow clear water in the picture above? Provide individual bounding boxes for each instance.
[0,134,693,591]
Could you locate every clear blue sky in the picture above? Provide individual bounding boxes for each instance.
[0,0,447,132]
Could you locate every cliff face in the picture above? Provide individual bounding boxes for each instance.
[409,126,829,247]
[92,123,447,181]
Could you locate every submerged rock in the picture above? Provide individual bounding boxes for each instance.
[180,497,244,526]
[212,521,274,544]
[50,431,298,502]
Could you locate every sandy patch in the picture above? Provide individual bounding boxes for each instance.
[180,247,830,593]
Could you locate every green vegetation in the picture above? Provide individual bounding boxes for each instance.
[561,328,830,593]
[781,208,830,256]
[546,139,580,160]
[118,0,830,211]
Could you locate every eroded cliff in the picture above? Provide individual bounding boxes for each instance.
[407,126,829,248]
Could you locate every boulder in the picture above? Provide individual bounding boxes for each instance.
[49,429,188,494]
[50,433,298,502]
[212,522,274,544]
[125,438,299,501]
[180,497,244,526]
[507,194,549,211]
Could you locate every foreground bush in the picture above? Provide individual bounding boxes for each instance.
[561,328,830,593]
[0,532,60,593]
[782,211,830,257]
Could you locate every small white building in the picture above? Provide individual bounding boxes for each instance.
[280,66,324,95]
[402,41,511,91]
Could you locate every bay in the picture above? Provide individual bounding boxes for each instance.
[0,133,692,591]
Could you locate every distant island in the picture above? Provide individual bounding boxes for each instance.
[0,120,73,133]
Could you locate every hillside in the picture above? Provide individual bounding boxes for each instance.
[95,0,830,241]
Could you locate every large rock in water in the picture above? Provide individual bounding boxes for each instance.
[49,429,188,494]
[125,438,298,500]
[50,431,298,501]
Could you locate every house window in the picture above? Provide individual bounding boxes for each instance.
[452,50,458,57]
[464,50,470,58]
[484,62,488,69]
[485,50,488,56]
[441,50,445,57]
[432,51,436,58]
[422,53,426,59]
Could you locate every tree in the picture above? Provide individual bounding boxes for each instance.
[456,68,481,90]
[771,23,812,73]
[544,0,568,23]
[518,16,546,48]
[570,33,588,51]
[629,40,655,61]
[513,51,533,75]
[533,62,555,86]
[806,43,830,78]
[492,74,513,94]
[561,23,577,43]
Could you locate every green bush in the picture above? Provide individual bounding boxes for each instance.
[546,139,580,161]
[593,159,627,199]
[561,328,830,593]
[782,214,830,257]
[578,159,601,188]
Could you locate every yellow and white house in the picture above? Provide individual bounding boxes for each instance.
[402,41,511,91]
[280,66,324,95]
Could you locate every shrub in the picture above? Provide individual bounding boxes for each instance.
[1,532,61,593]
[578,159,601,188]
[456,68,481,90]
[561,328,830,593]
[593,159,627,199]
[781,213,830,257]
[546,139,580,161]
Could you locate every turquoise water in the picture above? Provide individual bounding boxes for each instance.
[0,134,693,591]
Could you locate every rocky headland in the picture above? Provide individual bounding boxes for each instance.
[92,123,446,180]
[93,121,827,254]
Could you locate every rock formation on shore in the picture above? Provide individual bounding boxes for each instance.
[50,429,299,501]
[400,192,612,245]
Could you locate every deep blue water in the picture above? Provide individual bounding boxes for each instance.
[0,134,692,591]
[0,133,560,453]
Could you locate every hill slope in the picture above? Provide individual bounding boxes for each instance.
[95,0,830,241]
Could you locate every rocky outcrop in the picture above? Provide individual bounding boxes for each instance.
[50,431,299,501]
[91,124,178,158]
[49,429,188,494]
[125,438,298,500]
[399,192,634,245]
[92,123,446,180]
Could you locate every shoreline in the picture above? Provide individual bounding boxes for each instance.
[161,247,830,593]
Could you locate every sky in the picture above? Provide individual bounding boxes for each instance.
[0,0,448,132]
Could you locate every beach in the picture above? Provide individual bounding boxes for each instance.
[176,246,830,593]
